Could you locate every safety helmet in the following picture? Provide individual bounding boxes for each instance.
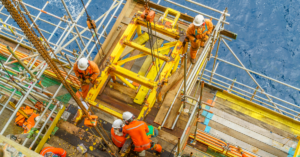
[35,116,41,122]
[123,111,134,121]
[112,119,123,128]
[78,58,89,70]
[193,14,205,26]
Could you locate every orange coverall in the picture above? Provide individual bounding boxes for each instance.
[111,128,126,148]
[40,147,67,157]
[186,19,213,59]
[123,120,162,153]
[73,60,100,99]
[22,112,39,133]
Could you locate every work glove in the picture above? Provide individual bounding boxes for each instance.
[193,38,197,43]
[79,78,83,83]
[85,79,91,84]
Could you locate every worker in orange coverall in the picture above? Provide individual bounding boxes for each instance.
[74,57,100,99]
[111,119,126,148]
[40,147,67,157]
[186,14,213,64]
[122,111,162,156]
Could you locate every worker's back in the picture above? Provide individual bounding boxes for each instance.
[111,128,126,148]
[123,120,151,151]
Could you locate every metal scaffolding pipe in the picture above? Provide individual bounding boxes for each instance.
[222,39,282,113]
[185,0,230,16]
[0,88,16,116]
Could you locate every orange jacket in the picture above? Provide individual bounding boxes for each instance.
[111,128,126,148]
[186,19,213,41]
[40,147,66,157]
[123,120,151,152]
[22,112,39,133]
[73,60,100,82]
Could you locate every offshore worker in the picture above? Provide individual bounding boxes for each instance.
[111,119,126,148]
[186,14,213,64]
[74,58,100,99]
[122,111,162,156]
[40,147,67,157]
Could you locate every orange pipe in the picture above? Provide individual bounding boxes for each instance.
[197,130,227,146]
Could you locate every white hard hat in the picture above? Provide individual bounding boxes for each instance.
[35,116,41,122]
[193,14,205,26]
[78,58,89,70]
[123,111,133,121]
[112,119,123,128]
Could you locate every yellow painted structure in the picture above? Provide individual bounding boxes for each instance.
[35,105,66,153]
[294,137,300,157]
[216,90,300,136]
[86,9,183,121]
[160,8,181,29]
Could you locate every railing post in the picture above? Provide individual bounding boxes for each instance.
[250,86,259,101]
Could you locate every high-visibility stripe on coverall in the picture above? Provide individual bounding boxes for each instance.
[111,128,126,148]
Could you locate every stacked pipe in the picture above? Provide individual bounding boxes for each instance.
[190,129,257,157]
[0,44,81,88]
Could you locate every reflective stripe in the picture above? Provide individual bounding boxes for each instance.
[134,142,151,148]
[126,123,144,131]
[112,135,122,143]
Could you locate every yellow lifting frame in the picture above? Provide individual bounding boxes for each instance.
[160,8,181,29]
[138,40,184,120]
[136,13,180,39]
[86,18,138,101]
[113,73,137,90]
[123,39,170,62]
[115,53,147,66]
[109,64,157,89]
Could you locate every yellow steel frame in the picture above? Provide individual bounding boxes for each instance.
[160,8,181,29]
[294,136,300,157]
[86,9,183,121]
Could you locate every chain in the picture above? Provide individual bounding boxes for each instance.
[2,0,117,155]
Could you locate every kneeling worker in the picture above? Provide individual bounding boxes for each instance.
[111,119,126,148]
[74,58,100,99]
[122,112,162,156]
[186,14,213,64]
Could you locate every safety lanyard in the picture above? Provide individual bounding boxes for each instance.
[195,23,207,35]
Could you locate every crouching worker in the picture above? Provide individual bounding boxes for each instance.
[74,58,100,99]
[186,14,213,64]
[111,119,126,148]
[40,147,66,157]
[122,111,162,156]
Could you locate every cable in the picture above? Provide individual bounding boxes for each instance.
[0,59,43,104]
[79,0,105,57]
[146,21,159,78]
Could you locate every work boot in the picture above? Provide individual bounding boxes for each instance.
[190,58,196,64]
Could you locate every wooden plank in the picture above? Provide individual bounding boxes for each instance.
[0,135,43,157]
[209,122,284,157]
[107,81,137,98]
[210,107,297,148]
[94,0,137,65]
[102,86,134,104]
[214,98,298,142]
[211,114,291,153]
[216,91,300,137]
